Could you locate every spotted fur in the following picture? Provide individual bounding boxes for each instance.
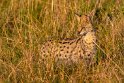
[40,15,96,66]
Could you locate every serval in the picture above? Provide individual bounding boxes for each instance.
[40,14,96,67]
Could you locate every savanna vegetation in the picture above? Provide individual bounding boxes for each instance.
[0,0,124,83]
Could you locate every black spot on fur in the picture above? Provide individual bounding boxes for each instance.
[62,42,69,44]
[65,55,67,57]
[60,54,61,56]
[88,54,90,56]
[67,51,69,53]
[67,47,69,49]
[61,49,64,51]
[56,54,59,57]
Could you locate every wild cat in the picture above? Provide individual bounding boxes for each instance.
[40,14,96,67]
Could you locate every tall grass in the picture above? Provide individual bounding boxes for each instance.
[0,0,124,83]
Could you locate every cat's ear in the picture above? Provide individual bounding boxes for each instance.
[75,13,81,22]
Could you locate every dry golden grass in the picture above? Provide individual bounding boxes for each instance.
[0,0,124,83]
